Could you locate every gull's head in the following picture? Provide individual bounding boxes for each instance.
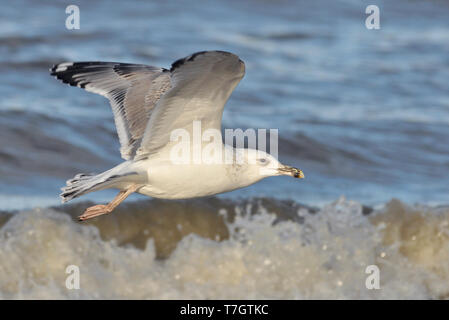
[244,149,304,180]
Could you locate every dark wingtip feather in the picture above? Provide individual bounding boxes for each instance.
[50,62,107,88]
[50,61,149,88]
[170,50,233,72]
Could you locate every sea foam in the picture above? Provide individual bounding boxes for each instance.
[0,197,448,299]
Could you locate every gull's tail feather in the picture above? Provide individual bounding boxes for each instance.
[66,173,96,186]
[60,164,141,203]
[60,172,101,203]
[60,171,116,203]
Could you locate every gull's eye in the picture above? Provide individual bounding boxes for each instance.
[257,158,269,165]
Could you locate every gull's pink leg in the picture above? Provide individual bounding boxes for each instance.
[78,184,138,221]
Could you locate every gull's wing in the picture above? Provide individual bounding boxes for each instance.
[136,51,245,157]
[50,62,171,160]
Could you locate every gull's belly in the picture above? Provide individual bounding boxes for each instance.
[137,163,241,199]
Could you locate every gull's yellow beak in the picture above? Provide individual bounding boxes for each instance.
[278,165,305,179]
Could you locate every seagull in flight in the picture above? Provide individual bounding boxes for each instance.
[51,51,304,221]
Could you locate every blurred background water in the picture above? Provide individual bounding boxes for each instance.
[0,0,449,299]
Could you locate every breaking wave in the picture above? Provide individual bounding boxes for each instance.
[0,197,448,299]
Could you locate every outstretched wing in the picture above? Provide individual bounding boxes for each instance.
[50,61,171,160]
[136,51,245,157]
